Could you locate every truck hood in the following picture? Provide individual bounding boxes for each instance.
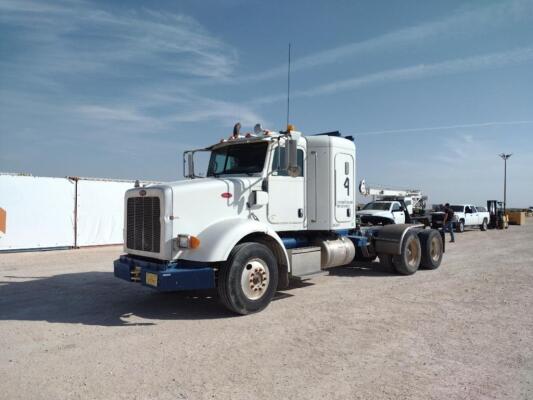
[159,177,263,258]
[163,176,260,195]
[160,176,263,218]
[124,176,265,261]
[358,209,392,217]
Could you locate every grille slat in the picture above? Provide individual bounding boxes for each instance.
[126,196,161,253]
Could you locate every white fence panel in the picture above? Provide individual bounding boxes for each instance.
[0,175,75,250]
[75,179,135,246]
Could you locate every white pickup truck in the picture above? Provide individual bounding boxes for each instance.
[358,200,406,225]
[450,204,490,232]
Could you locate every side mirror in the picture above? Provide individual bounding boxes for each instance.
[186,152,194,178]
[285,139,299,177]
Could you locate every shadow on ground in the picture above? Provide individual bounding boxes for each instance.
[329,260,397,277]
[0,272,303,326]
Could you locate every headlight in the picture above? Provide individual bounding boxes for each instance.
[175,234,201,249]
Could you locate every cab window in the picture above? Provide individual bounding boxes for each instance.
[272,147,304,177]
[392,203,401,212]
[207,142,268,177]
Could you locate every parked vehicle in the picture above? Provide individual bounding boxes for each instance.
[358,200,406,225]
[487,200,509,229]
[358,182,434,226]
[114,126,444,314]
[450,204,490,232]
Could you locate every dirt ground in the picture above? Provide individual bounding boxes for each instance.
[1,222,532,400]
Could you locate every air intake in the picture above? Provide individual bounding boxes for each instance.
[126,196,161,253]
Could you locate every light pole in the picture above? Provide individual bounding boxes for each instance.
[499,153,512,214]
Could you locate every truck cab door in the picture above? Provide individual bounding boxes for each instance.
[464,206,475,226]
[471,206,480,225]
[391,202,405,223]
[267,145,305,229]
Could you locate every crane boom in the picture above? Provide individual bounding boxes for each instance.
[359,179,427,214]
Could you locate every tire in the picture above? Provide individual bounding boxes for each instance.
[480,219,488,231]
[217,242,278,315]
[456,220,465,233]
[392,231,422,275]
[418,230,443,270]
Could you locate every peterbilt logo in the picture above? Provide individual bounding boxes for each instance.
[139,189,147,197]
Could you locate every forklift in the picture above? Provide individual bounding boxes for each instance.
[487,200,509,229]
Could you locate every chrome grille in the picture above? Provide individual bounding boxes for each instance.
[126,196,161,253]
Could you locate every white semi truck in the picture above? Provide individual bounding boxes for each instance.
[114,126,444,314]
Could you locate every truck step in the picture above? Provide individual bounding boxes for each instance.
[290,270,328,281]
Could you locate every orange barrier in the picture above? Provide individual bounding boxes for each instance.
[508,212,525,225]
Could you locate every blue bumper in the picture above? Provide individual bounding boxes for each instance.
[113,255,215,292]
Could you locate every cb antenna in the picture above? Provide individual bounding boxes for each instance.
[286,43,291,130]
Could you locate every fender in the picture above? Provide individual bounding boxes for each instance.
[177,217,290,268]
[373,224,424,255]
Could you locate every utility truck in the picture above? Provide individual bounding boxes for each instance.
[358,200,408,224]
[114,125,444,314]
[358,181,428,225]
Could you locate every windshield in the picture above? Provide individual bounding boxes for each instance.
[207,142,268,177]
[451,205,464,212]
[362,202,391,211]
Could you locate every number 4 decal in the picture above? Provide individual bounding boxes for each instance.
[344,177,350,196]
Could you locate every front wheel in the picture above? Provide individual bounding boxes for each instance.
[480,219,488,231]
[217,242,278,315]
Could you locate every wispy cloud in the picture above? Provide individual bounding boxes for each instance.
[0,0,238,80]
[240,0,533,82]
[75,95,265,131]
[251,47,533,104]
[76,105,156,124]
[167,98,265,127]
[0,1,266,134]
[352,120,533,136]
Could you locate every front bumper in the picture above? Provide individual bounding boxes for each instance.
[114,255,215,292]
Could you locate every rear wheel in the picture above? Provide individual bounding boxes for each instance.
[480,219,488,231]
[217,243,278,315]
[392,232,421,275]
[456,220,465,233]
[418,230,443,270]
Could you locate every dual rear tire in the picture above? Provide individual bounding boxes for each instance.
[379,229,443,275]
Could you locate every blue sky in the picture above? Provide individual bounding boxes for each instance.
[1,0,532,207]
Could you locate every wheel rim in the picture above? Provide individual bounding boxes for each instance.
[429,236,441,262]
[240,258,270,300]
[406,239,420,268]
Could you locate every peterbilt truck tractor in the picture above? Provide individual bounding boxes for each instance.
[114,125,444,314]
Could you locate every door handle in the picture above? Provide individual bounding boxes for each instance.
[298,208,304,218]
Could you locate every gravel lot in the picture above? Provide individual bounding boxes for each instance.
[1,221,532,400]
